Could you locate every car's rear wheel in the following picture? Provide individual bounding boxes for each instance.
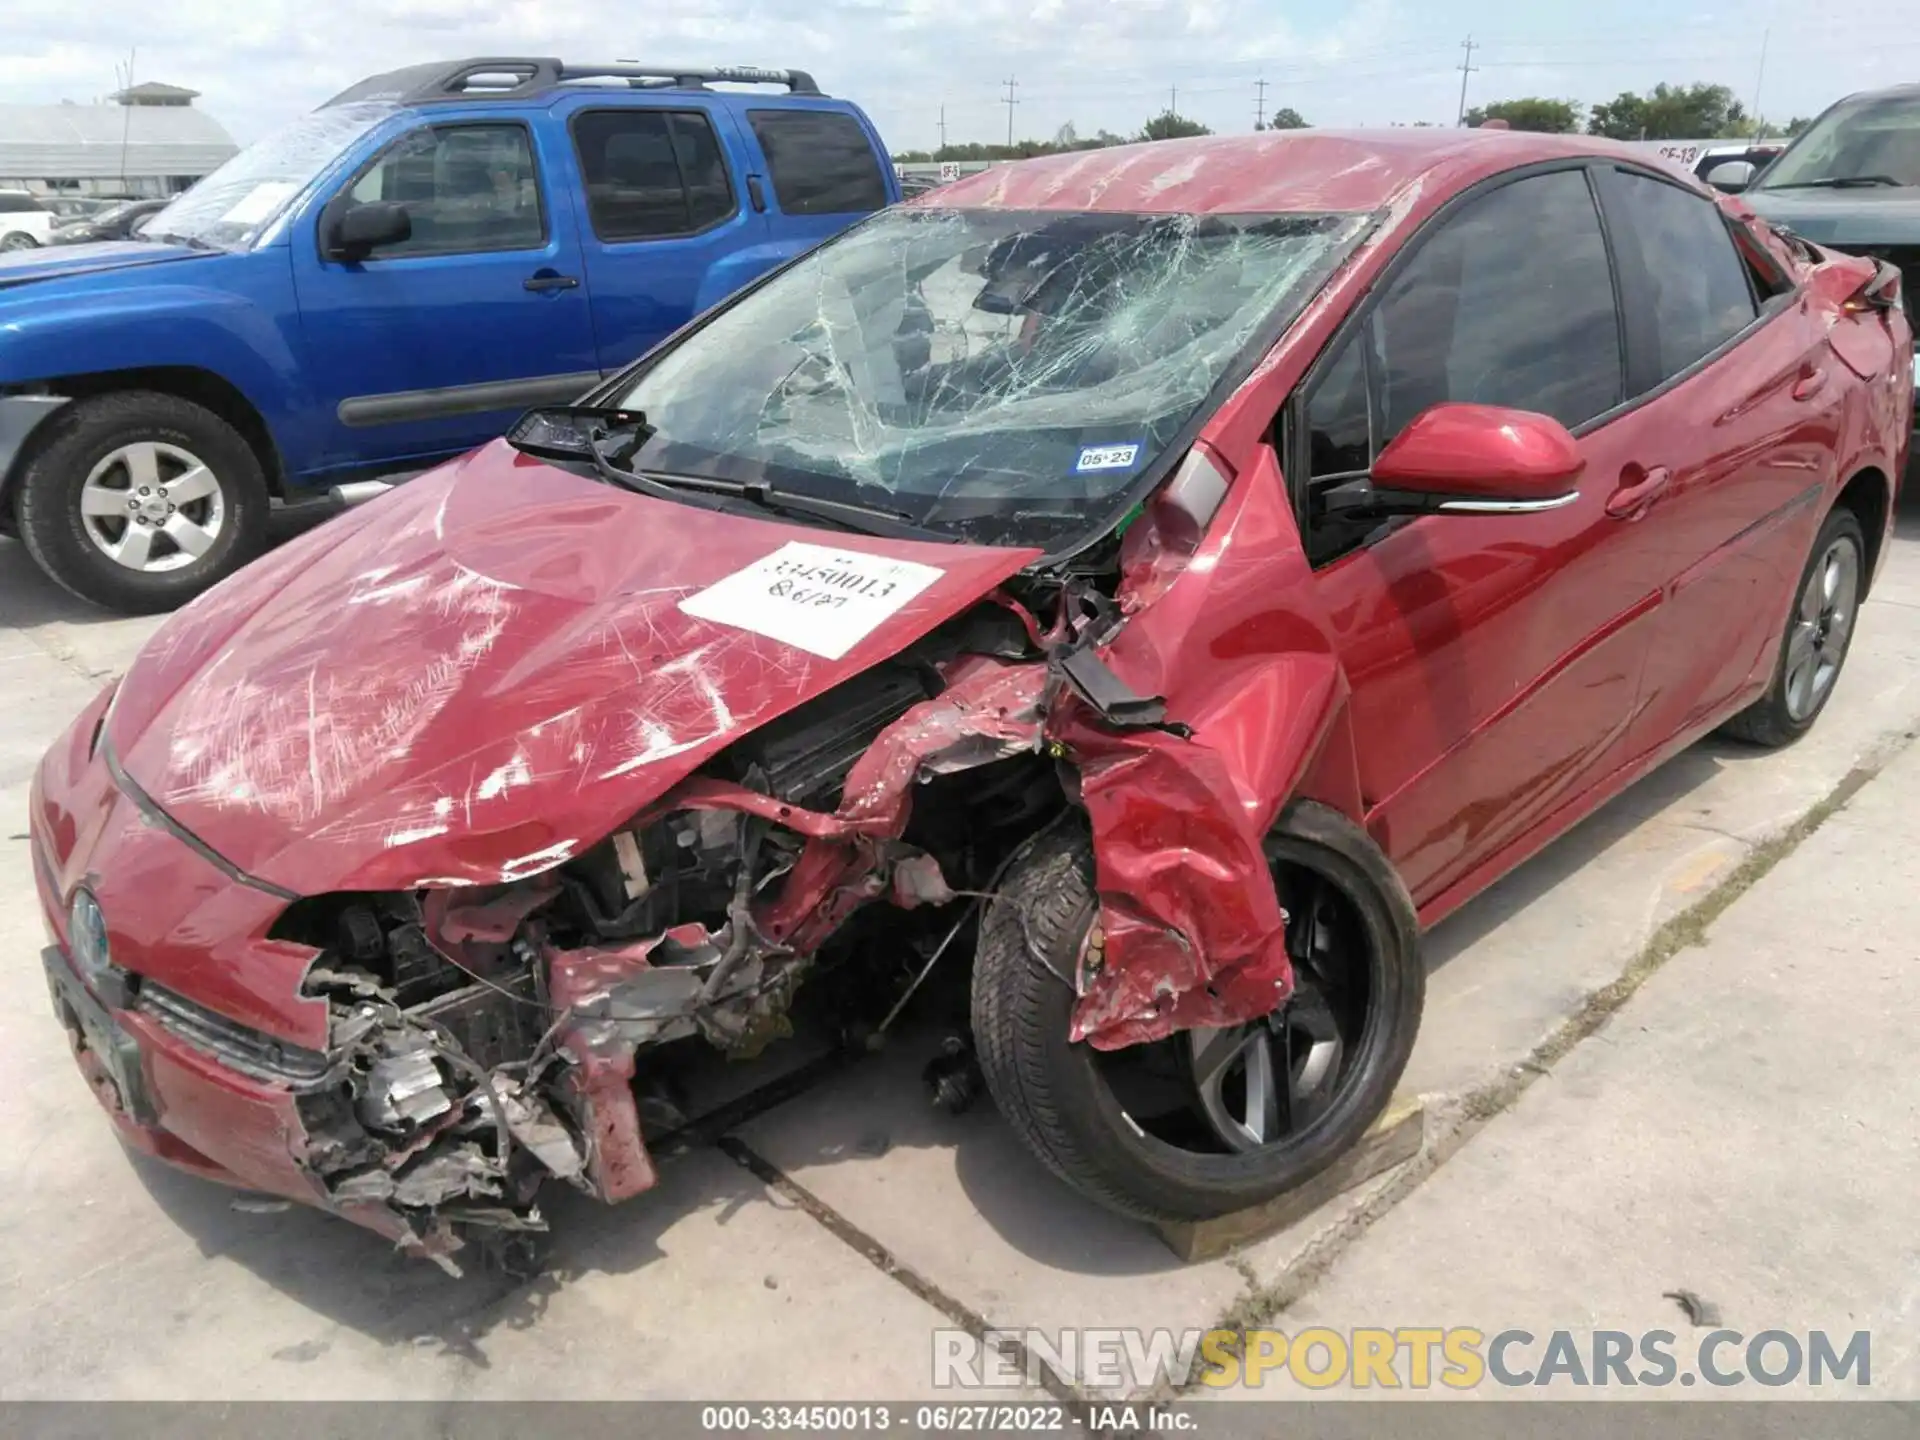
[971,804,1423,1222]
[15,391,270,614]
[0,231,38,252]
[1719,507,1866,749]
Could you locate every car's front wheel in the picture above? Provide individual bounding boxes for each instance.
[1719,505,1866,749]
[15,391,271,613]
[971,804,1424,1223]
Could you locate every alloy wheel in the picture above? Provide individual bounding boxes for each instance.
[78,441,226,574]
[1783,535,1860,722]
[1090,857,1372,1158]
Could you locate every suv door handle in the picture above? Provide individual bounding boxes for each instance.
[524,272,580,292]
[1606,465,1671,519]
[1791,366,1829,401]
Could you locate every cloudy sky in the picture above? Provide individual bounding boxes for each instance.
[4,0,1917,152]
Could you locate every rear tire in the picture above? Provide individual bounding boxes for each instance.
[971,804,1423,1223]
[0,231,38,252]
[1719,507,1865,749]
[15,390,271,614]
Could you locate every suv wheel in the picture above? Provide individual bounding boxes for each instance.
[0,232,39,252]
[15,391,271,613]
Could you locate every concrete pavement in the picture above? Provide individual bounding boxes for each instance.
[1,478,1917,1401]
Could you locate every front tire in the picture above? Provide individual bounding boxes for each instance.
[15,391,271,614]
[1719,506,1866,749]
[971,804,1424,1223]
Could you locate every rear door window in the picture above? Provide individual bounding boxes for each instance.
[572,109,737,241]
[1601,170,1759,381]
[746,110,889,215]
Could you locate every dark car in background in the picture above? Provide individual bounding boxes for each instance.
[1734,83,1920,408]
[50,198,170,246]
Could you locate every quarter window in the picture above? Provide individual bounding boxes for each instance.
[572,110,737,241]
[346,124,544,257]
[746,110,889,215]
[1604,171,1759,380]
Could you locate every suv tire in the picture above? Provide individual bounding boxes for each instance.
[16,391,271,614]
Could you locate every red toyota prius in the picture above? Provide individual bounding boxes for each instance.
[31,128,1912,1272]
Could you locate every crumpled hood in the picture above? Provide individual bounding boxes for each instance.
[106,442,1037,895]
[0,238,212,289]
[1742,186,1920,246]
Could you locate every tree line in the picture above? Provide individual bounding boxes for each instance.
[893,84,1815,163]
[1456,84,1810,138]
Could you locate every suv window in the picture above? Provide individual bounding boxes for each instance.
[1298,168,1624,568]
[1605,171,1758,380]
[573,109,736,241]
[348,123,544,256]
[0,192,47,214]
[747,110,888,215]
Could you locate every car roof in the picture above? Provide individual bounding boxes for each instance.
[924,128,1674,214]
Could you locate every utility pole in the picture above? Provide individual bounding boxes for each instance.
[1455,36,1478,126]
[1254,77,1268,130]
[1169,83,1179,117]
[1749,28,1770,139]
[1001,76,1019,147]
[117,47,137,190]
[938,104,947,153]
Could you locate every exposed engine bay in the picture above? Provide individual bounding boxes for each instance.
[273,599,1076,1269]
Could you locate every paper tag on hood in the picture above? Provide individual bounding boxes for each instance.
[678,541,946,660]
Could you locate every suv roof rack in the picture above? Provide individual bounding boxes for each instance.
[325,57,823,108]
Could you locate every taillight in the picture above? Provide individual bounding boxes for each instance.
[1843,260,1903,313]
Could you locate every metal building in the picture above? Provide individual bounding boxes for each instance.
[0,84,238,199]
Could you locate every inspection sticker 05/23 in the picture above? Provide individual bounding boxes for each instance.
[679,541,947,660]
[1074,442,1143,474]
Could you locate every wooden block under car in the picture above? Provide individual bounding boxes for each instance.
[1152,1093,1426,1263]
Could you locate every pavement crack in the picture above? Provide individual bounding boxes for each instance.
[716,1135,1086,1407]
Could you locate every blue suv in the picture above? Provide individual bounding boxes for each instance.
[0,58,899,612]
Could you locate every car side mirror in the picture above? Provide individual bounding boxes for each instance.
[322,200,411,262]
[1338,403,1583,519]
[1702,159,1756,194]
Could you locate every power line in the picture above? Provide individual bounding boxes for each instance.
[1254,77,1268,129]
[1002,75,1018,146]
[1455,35,1478,126]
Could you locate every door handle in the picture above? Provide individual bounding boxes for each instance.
[1791,366,1829,401]
[747,175,768,213]
[524,272,580,292]
[1606,465,1671,519]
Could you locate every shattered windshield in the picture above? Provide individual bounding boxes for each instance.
[1757,92,1920,189]
[610,206,1368,548]
[142,102,396,251]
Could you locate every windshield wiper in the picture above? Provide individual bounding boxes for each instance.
[510,404,939,540]
[633,468,936,540]
[1766,175,1903,190]
[141,230,222,251]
